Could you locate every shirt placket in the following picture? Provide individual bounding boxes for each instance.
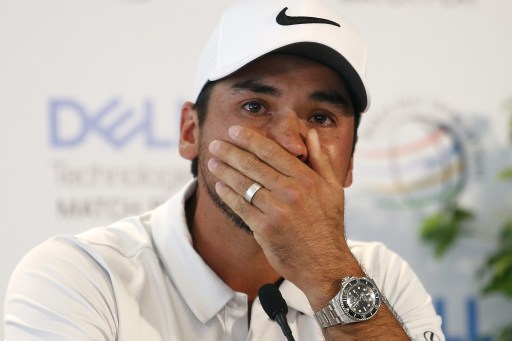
[224,292,249,341]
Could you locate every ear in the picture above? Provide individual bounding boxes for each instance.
[179,102,199,161]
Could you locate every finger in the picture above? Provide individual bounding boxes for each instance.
[305,129,339,185]
[214,181,266,229]
[227,125,313,179]
[208,156,278,211]
[208,157,254,197]
[209,139,286,192]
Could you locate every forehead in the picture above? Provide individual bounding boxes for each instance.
[215,53,352,96]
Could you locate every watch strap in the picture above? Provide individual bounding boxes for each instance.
[314,298,353,328]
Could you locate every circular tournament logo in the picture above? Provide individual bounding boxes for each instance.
[354,99,484,209]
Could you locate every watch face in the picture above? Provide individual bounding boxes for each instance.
[340,278,381,321]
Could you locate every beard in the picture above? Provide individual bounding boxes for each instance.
[195,143,254,235]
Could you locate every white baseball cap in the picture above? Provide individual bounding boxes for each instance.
[192,0,370,113]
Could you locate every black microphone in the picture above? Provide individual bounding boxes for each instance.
[258,283,295,341]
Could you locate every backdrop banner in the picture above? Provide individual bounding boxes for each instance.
[1,0,511,339]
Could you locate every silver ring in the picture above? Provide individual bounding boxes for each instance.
[244,182,263,204]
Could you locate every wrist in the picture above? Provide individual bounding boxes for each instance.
[305,251,365,311]
[306,279,343,312]
[305,267,365,311]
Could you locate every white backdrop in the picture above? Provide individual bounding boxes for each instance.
[1,0,511,339]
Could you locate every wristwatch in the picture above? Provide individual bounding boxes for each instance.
[314,276,382,328]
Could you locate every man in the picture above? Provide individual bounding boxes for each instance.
[4,0,444,340]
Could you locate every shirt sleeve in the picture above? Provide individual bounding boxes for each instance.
[4,236,118,341]
[350,241,445,341]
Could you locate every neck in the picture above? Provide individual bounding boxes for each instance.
[186,184,281,303]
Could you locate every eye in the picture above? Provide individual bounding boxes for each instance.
[242,101,267,115]
[309,113,335,126]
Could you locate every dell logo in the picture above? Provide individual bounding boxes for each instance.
[49,98,178,148]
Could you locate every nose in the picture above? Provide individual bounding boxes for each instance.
[268,114,308,162]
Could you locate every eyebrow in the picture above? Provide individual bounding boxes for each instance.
[231,79,352,110]
[309,91,351,109]
[231,79,282,97]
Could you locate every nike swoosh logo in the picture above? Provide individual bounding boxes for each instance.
[423,331,440,341]
[276,7,340,27]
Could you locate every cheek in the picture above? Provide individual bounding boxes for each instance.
[321,137,353,174]
[200,110,231,140]
[197,115,235,162]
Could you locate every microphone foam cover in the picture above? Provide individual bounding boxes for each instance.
[258,283,288,320]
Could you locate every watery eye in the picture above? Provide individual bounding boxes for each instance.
[310,114,333,125]
[243,102,263,113]
[245,102,261,112]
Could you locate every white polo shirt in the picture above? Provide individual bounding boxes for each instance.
[4,180,444,340]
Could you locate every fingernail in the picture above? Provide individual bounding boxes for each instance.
[310,128,318,140]
[207,158,219,171]
[209,140,220,152]
[228,126,241,139]
[215,181,227,194]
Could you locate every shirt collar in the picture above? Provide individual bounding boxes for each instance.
[279,279,314,317]
[150,179,317,323]
[150,179,235,324]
